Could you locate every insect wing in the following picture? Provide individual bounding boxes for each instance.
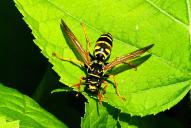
[103,44,154,71]
[60,19,91,66]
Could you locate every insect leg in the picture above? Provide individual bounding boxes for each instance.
[95,81,109,105]
[97,91,103,105]
[108,75,126,101]
[103,80,109,94]
[52,52,84,67]
[81,22,90,54]
[73,77,85,96]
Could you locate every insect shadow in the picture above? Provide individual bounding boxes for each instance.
[107,54,152,76]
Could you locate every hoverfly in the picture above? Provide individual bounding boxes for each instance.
[53,19,154,103]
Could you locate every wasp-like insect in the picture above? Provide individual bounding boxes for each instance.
[53,20,154,103]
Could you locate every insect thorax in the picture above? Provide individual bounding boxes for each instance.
[85,60,104,93]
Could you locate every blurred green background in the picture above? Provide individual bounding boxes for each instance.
[0,1,190,128]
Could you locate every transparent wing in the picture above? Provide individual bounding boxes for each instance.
[103,44,154,71]
[60,19,91,66]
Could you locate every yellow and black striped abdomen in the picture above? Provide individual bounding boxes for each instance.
[94,33,113,62]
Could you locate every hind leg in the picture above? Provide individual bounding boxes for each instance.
[108,75,126,101]
[72,77,85,96]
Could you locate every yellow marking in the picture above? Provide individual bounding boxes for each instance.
[107,33,112,37]
[94,45,101,50]
[97,70,103,74]
[98,61,104,65]
[90,81,97,84]
[95,51,107,59]
[105,49,111,54]
[96,41,112,48]
[89,73,100,78]
[89,85,97,90]
[101,35,113,42]
[92,60,98,63]
[91,67,94,71]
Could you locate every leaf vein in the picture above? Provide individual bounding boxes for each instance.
[145,0,188,28]
[186,0,191,49]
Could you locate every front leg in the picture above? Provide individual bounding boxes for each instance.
[97,91,103,105]
[52,52,84,67]
[73,77,86,96]
[97,80,109,105]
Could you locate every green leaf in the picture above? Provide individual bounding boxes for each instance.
[0,83,67,128]
[81,98,118,128]
[14,0,191,116]
[0,116,19,128]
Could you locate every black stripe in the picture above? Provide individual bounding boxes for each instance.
[101,33,112,40]
[95,42,111,50]
[97,35,112,46]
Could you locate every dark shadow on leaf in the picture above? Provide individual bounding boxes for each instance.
[98,102,183,128]
[102,102,119,119]
[118,112,183,128]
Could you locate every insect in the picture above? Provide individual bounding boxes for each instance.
[53,19,154,103]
